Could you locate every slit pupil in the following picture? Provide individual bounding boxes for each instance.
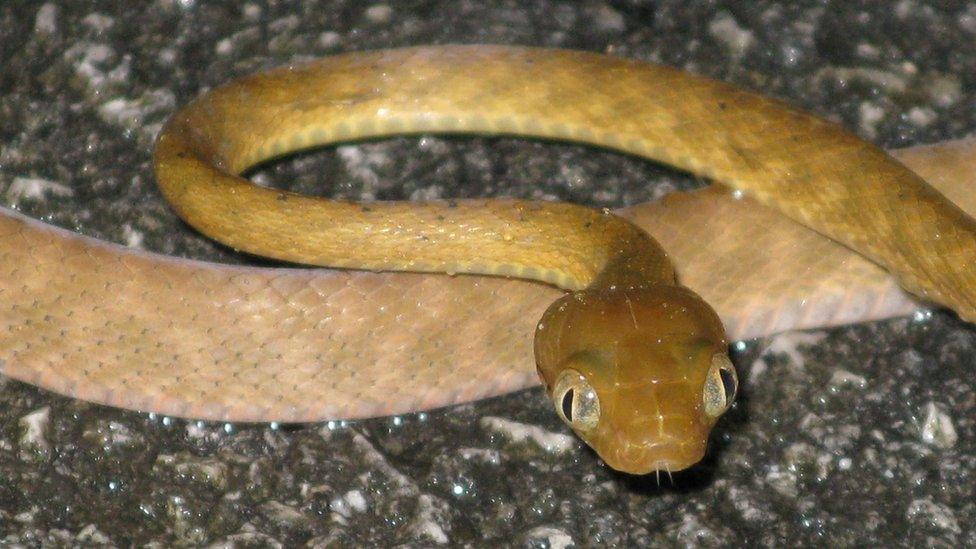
[561,388,575,421]
[719,368,736,403]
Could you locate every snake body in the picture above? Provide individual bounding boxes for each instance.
[3,46,975,473]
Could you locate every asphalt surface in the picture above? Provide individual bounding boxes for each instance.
[1,1,974,546]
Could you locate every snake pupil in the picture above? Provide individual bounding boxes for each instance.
[561,388,575,422]
[719,367,737,405]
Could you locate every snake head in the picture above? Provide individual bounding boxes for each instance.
[534,285,736,474]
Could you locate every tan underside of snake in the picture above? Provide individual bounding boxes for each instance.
[3,45,975,426]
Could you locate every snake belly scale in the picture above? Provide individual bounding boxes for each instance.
[3,45,974,473]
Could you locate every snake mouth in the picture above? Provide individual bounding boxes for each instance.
[602,438,707,475]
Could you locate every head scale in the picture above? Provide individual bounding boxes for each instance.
[534,285,737,474]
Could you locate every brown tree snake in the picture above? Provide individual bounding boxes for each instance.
[3,45,975,474]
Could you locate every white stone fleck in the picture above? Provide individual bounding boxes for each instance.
[260,501,309,529]
[962,3,976,33]
[7,176,74,204]
[63,42,125,92]
[123,224,145,248]
[365,4,393,24]
[459,447,501,465]
[269,14,300,33]
[174,459,229,491]
[858,101,886,140]
[525,526,574,549]
[337,145,386,197]
[82,12,115,33]
[676,513,721,546]
[819,67,908,94]
[76,524,112,545]
[708,11,754,59]
[591,4,625,33]
[919,402,957,449]
[828,369,867,390]
[98,89,175,129]
[318,31,341,49]
[344,489,367,512]
[19,406,51,455]
[102,421,135,446]
[215,38,234,55]
[15,506,38,523]
[756,331,828,371]
[856,42,880,61]
[34,3,59,35]
[351,433,416,493]
[243,3,262,20]
[412,494,449,545]
[479,416,575,453]
[922,73,962,108]
[906,106,936,127]
[906,497,961,534]
[331,489,367,517]
[765,464,798,499]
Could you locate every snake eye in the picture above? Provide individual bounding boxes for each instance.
[552,369,600,432]
[703,353,737,418]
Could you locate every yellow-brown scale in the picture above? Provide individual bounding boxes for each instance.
[155,46,745,473]
[148,45,976,473]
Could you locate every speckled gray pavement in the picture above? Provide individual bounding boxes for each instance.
[1,1,974,546]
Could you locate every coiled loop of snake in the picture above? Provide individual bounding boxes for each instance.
[154,45,976,473]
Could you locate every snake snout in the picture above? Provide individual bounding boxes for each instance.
[597,414,710,475]
[604,436,707,475]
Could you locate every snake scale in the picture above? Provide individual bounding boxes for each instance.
[3,46,974,473]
